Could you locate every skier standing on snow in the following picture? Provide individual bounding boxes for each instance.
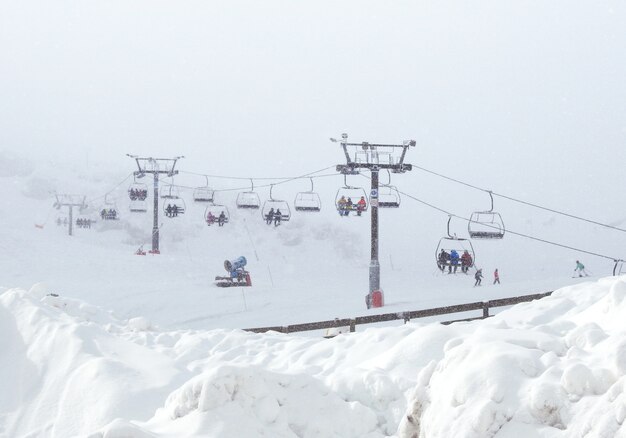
[474,269,483,286]
[493,268,500,285]
[574,260,589,277]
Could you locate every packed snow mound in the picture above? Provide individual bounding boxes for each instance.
[399,276,626,438]
[2,277,626,437]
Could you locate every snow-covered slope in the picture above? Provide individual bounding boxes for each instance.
[2,276,626,437]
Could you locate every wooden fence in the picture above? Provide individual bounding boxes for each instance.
[244,291,553,335]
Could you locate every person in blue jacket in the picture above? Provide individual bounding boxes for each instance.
[449,249,460,274]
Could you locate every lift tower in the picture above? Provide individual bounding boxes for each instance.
[127,155,184,254]
[333,134,415,308]
[53,194,87,236]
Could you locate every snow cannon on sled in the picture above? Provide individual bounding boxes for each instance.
[215,256,252,287]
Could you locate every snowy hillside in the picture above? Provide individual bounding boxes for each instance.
[2,275,626,437]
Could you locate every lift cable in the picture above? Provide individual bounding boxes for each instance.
[399,188,622,263]
[412,164,626,234]
[163,170,341,194]
[85,173,134,205]
[179,165,336,182]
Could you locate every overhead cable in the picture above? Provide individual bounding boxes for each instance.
[412,164,626,233]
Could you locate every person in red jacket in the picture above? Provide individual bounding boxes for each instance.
[356,196,367,216]
[494,268,500,285]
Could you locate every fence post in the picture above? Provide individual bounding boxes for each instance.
[482,302,489,319]
[350,319,356,333]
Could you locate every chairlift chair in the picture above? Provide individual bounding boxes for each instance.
[436,216,476,273]
[161,185,186,218]
[377,172,400,208]
[378,185,401,208]
[128,176,148,202]
[294,178,321,212]
[468,191,505,239]
[236,179,261,209]
[335,174,368,216]
[193,176,215,203]
[99,194,120,221]
[160,184,180,199]
[205,203,230,226]
[261,184,291,223]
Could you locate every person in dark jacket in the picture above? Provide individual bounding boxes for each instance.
[274,209,282,226]
[438,249,449,272]
[218,211,226,227]
[474,269,483,286]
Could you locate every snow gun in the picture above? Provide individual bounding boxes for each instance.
[215,256,252,288]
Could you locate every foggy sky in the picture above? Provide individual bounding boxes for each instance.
[1,0,625,207]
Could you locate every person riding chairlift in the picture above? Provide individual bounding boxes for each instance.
[218,211,226,227]
[274,209,282,226]
[266,208,275,225]
[461,250,473,274]
[206,211,216,225]
[356,196,366,216]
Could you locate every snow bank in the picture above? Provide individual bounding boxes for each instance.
[399,277,626,438]
[3,277,626,437]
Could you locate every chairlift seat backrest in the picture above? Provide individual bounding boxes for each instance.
[294,191,321,212]
[236,192,261,209]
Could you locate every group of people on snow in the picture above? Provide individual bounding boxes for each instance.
[100,208,118,220]
[438,249,474,274]
[265,208,283,226]
[206,211,227,227]
[76,218,93,229]
[473,268,500,287]
[129,188,148,201]
[337,196,367,217]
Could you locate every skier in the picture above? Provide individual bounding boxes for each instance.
[206,211,216,225]
[474,269,483,286]
[345,198,354,216]
[274,209,282,227]
[493,268,500,285]
[266,208,275,225]
[461,250,473,274]
[438,249,449,272]
[356,196,367,216]
[165,204,173,218]
[337,196,348,216]
[100,209,107,220]
[218,211,226,227]
[449,249,460,274]
[574,260,589,277]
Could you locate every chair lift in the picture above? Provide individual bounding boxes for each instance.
[294,178,322,212]
[378,170,401,208]
[261,184,291,223]
[99,194,120,221]
[193,176,214,203]
[236,179,261,209]
[128,175,148,201]
[436,215,476,273]
[335,174,368,216]
[205,202,230,226]
[161,184,186,218]
[129,174,148,213]
[468,191,505,239]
